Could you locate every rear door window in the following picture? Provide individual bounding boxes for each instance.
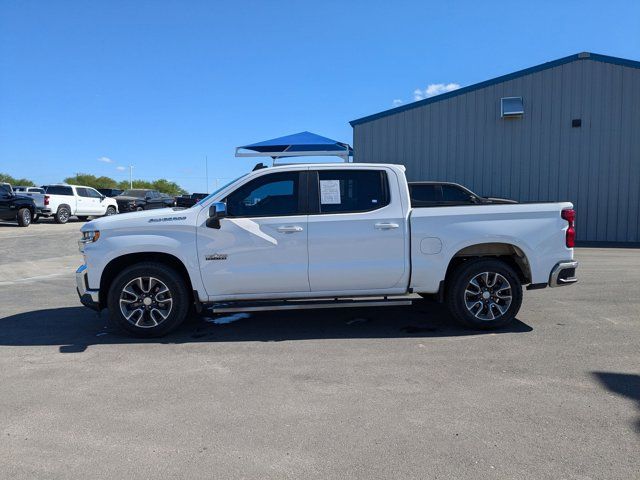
[45,186,73,196]
[312,170,389,214]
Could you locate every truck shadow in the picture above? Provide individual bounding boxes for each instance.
[0,301,532,353]
[592,371,640,435]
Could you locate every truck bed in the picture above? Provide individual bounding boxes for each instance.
[409,202,573,293]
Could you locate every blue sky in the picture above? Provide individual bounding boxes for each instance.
[1,0,639,193]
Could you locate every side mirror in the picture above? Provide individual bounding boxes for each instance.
[206,202,227,229]
[100,195,106,201]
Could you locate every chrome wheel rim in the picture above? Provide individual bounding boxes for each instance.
[464,272,512,321]
[23,210,31,225]
[119,277,173,328]
[106,207,115,215]
[59,209,69,222]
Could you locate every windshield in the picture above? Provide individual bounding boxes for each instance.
[121,189,148,198]
[194,174,248,207]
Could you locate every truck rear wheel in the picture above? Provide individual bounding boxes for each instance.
[107,262,189,337]
[54,206,70,224]
[446,258,522,330]
[17,208,32,227]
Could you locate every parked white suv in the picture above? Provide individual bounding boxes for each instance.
[42,184,118,223]
[76,163,577,337]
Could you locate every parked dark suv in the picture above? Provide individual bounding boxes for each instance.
[115,189,176,212]
[97,188,123,198]
[175,193,208,208]
[408,182,517,207]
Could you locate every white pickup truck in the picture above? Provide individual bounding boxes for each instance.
[43,184,118,223]
[76,163,577,337]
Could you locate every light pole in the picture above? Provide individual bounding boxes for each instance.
[129,165,133,189]
[205,155,209,193]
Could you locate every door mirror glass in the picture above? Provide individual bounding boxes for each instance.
[206,202,227,228]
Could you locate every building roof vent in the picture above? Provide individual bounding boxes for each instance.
[501,97,524,118]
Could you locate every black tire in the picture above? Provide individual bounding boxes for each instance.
[32,214,39,223]
[136,206,144,211]
[107,262,190,337]
[105,206,117,216]
[54,206,70,224]
[446,258,522,330]
[17,208,32,227]
[77,216,89,221]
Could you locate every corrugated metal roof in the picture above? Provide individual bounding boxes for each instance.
[349,52,640,126]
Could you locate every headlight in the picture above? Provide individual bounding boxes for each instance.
[78,230,100,252]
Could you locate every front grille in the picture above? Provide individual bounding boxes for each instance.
[117,201,132,212]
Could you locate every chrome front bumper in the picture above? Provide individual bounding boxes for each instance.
[549,261,578,287]
[76,264,100,311]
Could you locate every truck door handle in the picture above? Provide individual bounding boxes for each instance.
[277,225,304,233]
[374,222,399,230]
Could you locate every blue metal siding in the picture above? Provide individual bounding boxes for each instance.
[353,58,640,243]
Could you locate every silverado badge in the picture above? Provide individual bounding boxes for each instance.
[205,254,228,261]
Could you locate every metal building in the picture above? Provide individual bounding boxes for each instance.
[350,52,640,245]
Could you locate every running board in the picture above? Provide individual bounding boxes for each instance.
[210,297,413,313]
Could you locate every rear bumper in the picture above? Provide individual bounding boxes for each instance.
[76,264,100,311]
[549,261,578,287]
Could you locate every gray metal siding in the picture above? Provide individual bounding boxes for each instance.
[353,58,640,243]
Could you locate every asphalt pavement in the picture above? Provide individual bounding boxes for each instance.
[0,218,638,479]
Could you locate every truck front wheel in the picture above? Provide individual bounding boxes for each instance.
[446,258,522,330]
[107,262,190,337]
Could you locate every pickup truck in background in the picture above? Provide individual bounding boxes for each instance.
[114,189,176,212]
[175,192,208,208]
[42,184,118,223]
[11,186,50,221]
[14,186,45,194]
[409,181,517,207]
[76,163,578,337]
[0,183,37,227]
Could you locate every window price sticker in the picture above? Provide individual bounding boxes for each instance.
[320,180,341,204]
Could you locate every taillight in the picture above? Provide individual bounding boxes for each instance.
[561,208,575,248]
[44,195,50,206]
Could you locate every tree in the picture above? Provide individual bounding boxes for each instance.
[0,173,35,186]
[63,173,118,190]
[151,179,187,196]
[117,178,186,196]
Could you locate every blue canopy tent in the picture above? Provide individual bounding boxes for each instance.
[235,131,353,162]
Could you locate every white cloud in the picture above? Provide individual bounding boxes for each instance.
[98,156,113,163]
[414,83,460,101]
[392,99,403,107]
[116,166,126,171]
